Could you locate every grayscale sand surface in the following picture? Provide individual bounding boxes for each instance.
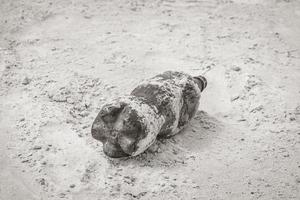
[0,0,299,199]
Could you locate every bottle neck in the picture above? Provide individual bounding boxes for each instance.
[193,75,207,92]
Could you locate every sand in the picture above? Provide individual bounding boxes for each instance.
[0,0,299,199]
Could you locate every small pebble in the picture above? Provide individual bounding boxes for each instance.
[58,193,66,198]
[231,66,241,71]
[39,178,46,185]
[22,77,31,85]
[33,145,42,150]
[231,95,240,101]
[290,117,296,121]
[157,148,162,153]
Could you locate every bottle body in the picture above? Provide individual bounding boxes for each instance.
[91,71,207,158]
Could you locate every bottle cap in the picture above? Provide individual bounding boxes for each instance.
[193,75,207,92]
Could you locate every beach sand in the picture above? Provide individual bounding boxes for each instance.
[0,0,299,199]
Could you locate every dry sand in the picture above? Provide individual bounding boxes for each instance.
[0,0,300,199]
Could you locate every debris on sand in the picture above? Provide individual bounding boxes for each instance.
[231,66,241,72]
[22,77,31,85]
[91,71,207,157]
[231,95,240,101]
